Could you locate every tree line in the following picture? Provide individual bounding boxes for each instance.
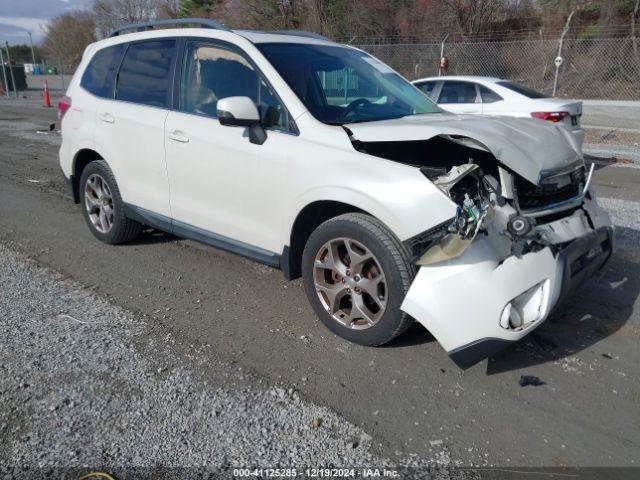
[32,0,640,68]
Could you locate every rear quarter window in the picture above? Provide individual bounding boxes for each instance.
[115,39,176,108]
[479,85,502,103]
[80,44,125,98]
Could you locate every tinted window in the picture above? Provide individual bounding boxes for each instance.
[180,41,288,130]
[116,40,175,107]
[415,81,437,99]
[496,81,549,99]
[81,44,125,98]
[257,43,439,125]
[438,81,478,104]
[479,85,502,103]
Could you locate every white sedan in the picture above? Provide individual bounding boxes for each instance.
[412,76,584,146]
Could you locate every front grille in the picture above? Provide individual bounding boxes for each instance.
[515,169,584,211]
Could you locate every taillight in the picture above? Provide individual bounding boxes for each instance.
[58,95,72,122]
[531,111,569,123]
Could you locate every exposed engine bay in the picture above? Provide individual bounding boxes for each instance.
[350,133,597,265]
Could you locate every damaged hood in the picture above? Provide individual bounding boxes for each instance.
[346,113,583,184]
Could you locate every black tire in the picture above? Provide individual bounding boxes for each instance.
[79,160,141,244]
[302,213,415,346]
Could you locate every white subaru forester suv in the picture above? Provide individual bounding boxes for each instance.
[59,19,613,368]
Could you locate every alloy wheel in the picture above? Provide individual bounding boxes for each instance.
[84,173,114,234]
[313,237,387,329]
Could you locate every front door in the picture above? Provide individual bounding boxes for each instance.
[165,39,296,256]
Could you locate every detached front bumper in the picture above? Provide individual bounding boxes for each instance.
[401,222,613,369]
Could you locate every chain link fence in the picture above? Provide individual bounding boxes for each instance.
[354,37,640,101]
[353,36,640,151]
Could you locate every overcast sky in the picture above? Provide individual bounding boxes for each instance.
[0,0,93,46]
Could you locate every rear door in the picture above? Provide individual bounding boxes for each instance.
[93,38,177,218]
[435,80,481,114]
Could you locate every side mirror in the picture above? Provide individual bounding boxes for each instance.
[217,96,266,145]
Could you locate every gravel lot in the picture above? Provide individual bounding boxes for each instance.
[0,244,458,478]
[0,98,639,473]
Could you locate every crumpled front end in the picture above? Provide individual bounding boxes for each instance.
[400,164,613,369]
[345,117,615,368]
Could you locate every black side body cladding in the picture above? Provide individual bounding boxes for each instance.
[123,204,281,268]
[61,169,79,203]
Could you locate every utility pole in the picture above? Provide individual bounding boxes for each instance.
[0,48,9,97]
[5,41,18,98]
[27,31,36,65]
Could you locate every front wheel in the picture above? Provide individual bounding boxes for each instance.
[302,213,415,346]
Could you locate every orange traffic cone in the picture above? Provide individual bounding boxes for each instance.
[43,80,52,107]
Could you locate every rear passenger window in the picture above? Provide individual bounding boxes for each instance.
[479,85,502,103]
[438,81,478,104]
[116,40,175,108]
[81,44,125,98]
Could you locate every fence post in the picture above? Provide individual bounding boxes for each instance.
[439,34,449,76]
[552,10,574,96]
[5,41,18,98]
[0,48,9,97]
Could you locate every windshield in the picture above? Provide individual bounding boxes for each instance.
[256,43,440,125]
[496,81,550,99]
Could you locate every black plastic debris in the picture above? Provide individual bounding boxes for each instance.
[519,375,546,387]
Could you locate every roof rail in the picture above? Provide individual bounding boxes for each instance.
[108,18,231,37]
[267,30,331,41]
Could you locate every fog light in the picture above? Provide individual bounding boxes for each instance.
[500,303,512,329]
[509,308,523,328]
[500,302,523,329]
[499,280,550,330]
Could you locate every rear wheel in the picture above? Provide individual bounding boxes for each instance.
[302,213,415,346]
[79,160,141,244]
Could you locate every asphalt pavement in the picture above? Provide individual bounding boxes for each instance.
[0,99,639,470]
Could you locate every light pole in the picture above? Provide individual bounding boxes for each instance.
[27,31,36,66]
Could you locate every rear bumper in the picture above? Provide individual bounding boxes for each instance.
[401,223,613,369]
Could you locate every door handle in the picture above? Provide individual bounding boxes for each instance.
[168,131,189,143]
[98,112,114,124]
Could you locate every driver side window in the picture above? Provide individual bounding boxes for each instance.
[180,41,289,131]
